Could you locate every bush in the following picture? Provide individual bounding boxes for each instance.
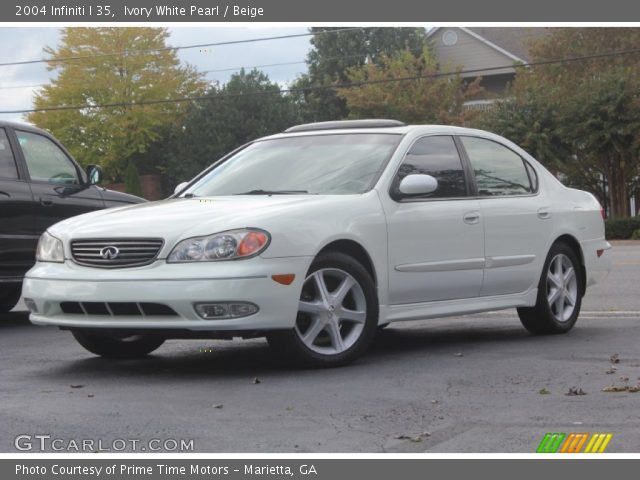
[605,217,640,239]
[632,229,640,240]
[124,162,143,198]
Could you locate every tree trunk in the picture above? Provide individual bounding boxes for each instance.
[607,161,630,217]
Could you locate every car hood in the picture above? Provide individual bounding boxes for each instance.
[48,194,377,258]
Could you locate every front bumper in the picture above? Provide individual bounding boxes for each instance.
[23,256,311,332]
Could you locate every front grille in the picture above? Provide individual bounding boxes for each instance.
[70,238,164,268]
[60,302,178,317]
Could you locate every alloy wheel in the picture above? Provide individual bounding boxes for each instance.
[546,253,578,322]
[295,268,367,355]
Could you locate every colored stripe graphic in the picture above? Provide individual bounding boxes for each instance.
[584,433,613,453]
[537,433,566,453]
[560,433,589,453]
[537,433,613,453]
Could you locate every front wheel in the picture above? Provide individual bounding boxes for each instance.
[71,329,165,359]
[517,242,583,335]
[267,252,379,368]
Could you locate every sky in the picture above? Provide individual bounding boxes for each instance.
[0,27,314,122]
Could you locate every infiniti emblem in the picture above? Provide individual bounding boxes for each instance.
[99,246,120,260]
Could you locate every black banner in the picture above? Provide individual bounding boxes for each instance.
[5,0,640,22]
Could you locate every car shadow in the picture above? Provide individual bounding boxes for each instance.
[0,310,31,327]
[39,318,566,380]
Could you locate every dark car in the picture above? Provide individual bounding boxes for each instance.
[0,121,145,312]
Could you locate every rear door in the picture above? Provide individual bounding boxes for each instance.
[12,128,104,235]
[459,136,551,296]
[0,127,37,279]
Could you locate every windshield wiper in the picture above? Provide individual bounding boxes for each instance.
[235,189,309,195]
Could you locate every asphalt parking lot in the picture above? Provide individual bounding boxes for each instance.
[1,241,639,453]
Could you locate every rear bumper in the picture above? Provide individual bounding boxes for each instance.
[23,256,311,331]
[583,238,612,288]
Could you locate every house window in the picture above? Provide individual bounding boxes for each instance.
[442,30,458,46]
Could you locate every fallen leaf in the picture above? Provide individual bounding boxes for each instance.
[253,377,261,384]
[211,404,224,409]
[394,435,422,443]
[431,400,439,404]
[538,388,551,395]
[610,354,620,364]
[619,376,630,382]
[70,385,84,389]
[87,394,94,398]
[603,385,628,392]
[605,367,617,374]
[565,387,587,396]
[603,385,640,393]
[285,406,294,411]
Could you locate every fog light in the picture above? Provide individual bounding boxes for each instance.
[195,302,259,320]
[24,298,38,313]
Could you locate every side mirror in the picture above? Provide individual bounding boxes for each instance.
[174,181,189,196]
[398,174,438,197]
[86,165,103,185]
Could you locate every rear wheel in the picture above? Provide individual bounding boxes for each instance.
[71,330,165,359]
[0,283,22,313]
[517,242,583,334]
[267,252,378,368]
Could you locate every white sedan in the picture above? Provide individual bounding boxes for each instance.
[23,120,612,367]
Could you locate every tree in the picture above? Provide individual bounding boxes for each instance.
[336,48,483,125]
[480,28,640,217]
[293,27,428,121]
[28,27,205,181]
[158,69,301,191]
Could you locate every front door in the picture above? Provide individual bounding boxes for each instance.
[0,128,36,279]
[13,129,104,235]
[383,135,484,305]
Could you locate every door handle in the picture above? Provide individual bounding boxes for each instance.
[463,211,480,225]
[537,207,551,219]
[40,198,54,207]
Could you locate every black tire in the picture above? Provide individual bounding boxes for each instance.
[267,251,379,368]
[71,329,165,359]
[517,242,583,335]
[0,283,22,313]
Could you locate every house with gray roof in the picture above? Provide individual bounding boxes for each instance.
[428,27,548,108]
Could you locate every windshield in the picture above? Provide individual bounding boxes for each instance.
[184,133,401,196]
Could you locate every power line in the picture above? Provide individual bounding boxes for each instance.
[0,47,428,90]
[200,47,429,75]
[0,83,45,90]
[0,27,364,68]
[2,47,639,115]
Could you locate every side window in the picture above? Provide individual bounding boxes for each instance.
[460,136,532,196]
[0,128,18,179]
[524,161,539,192]
[392,136,467,199]
[16,130,80,185]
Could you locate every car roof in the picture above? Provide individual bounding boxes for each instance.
[0,120,52,136]
[264,122,499,141]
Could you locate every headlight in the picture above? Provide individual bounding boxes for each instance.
[167,229,270,263]
[36,231,64,263]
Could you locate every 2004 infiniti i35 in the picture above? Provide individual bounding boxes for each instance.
[23,120,612,367]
